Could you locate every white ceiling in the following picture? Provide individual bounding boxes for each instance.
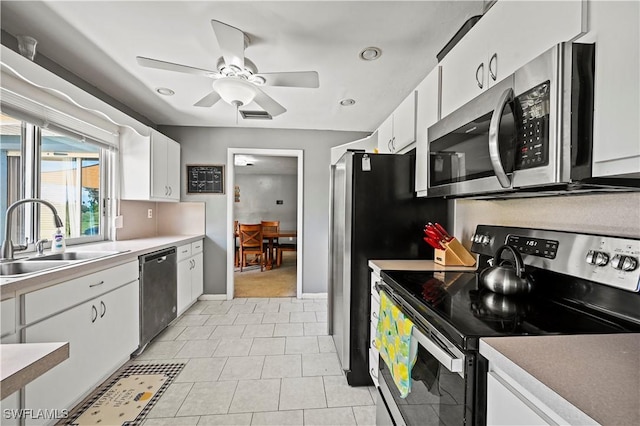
[0,1,485,132]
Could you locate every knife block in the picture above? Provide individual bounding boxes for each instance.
[434,238,476,267]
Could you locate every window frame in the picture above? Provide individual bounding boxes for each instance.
[1,118,111,250]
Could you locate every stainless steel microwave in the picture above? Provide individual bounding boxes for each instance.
[428,42,600,198]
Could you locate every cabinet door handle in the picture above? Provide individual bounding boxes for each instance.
[89,280,105,288]
[372,311,378,320]
[165,186,169,196]
[387,138,392,152]
[168,186,172,196]
[91,305,98,323]
[371,339,378,348]
[391,136,396,152]
[476,62,484,89]
[100,301,106,318]
[489,53,498,81]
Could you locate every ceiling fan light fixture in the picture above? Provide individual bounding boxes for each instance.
[213,77,256,107]
[359,46,382,61]
[249,75,266,85]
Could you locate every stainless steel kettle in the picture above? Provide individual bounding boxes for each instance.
[479,245,533,295]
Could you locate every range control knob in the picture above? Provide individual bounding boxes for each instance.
[481,235,491,246]
[585,250,609,266]
[611,255,638,271]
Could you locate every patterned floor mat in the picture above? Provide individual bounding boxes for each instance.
[63,363,184,426]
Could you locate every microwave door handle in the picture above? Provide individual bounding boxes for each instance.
[488,87,514,188]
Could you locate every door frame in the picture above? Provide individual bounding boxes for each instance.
[226,148,304,299]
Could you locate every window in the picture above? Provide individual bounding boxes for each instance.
[0,112,110,249]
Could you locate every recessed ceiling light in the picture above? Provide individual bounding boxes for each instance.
[340,98,356,106]
[359,47,382,61]
[156,87,175,96]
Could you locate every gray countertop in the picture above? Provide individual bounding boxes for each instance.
[1,342,69,400]
[480,334,640,426]
[0,234,204,300]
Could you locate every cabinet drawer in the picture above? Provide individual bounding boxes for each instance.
[191,240,203,255]
[177,244,192,261]
[24,261,138,325]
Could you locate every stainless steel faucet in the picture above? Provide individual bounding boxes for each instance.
[1,198,64,261]
[35,238,49,256]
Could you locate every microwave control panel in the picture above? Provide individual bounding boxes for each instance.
[515,81,550,170]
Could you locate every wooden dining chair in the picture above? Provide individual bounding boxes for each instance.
[238,223,264,272]
[261,220,280,265]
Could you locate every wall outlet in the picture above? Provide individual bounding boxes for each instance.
[113,215,124,229]
[147,209,153,219]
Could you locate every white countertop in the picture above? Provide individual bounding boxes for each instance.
[1,342,69,400]
[368,259,477,275]
[480,334,640,426]
[1,234,203,300]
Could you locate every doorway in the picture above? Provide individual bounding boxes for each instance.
[226,148,303,300]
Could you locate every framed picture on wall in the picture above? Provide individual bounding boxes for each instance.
[187,164,224,194]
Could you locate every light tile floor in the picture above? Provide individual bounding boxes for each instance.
[131,297,377,426]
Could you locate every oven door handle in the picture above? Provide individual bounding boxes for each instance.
[488,87,514,189]
[412,325,464,374]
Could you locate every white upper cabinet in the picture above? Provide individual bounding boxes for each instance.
[121,128,181,202]
[578,1,640,177]
[377,91,417,153]
[415,67,441,196]
[440,0,585,118]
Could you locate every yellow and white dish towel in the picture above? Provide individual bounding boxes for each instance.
[375,290,418,398]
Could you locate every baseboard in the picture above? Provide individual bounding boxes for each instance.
[301,292,328,299]
[198,294,227,301]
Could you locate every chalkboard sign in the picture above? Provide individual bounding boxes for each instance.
[187,165,224,194]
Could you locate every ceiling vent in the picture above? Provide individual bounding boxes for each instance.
[239,110,273,120]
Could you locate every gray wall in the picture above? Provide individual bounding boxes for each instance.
[234,174,298,231]
[160,126,367,295]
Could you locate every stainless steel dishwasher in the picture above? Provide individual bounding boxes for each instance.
[136,247,177,354]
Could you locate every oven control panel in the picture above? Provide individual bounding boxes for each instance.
[471,225,640,293]
[507,235,558,259]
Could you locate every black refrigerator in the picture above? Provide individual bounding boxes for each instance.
[328,151,448,386]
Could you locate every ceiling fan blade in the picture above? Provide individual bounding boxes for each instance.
[211,20,245,69]
[194,91,222,107]
[136,56,219,77]
[252,86,287,117]
[257,71,320,88]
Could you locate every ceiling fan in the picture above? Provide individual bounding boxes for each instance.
[136,20,319,117]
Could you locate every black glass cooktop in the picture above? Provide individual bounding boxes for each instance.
[380,270,634,351]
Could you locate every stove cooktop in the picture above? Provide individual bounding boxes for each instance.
[380,269,638,351]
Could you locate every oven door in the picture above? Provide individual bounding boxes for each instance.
[377,323,475,426]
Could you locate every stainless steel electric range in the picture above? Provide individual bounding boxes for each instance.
[375,225,640,426]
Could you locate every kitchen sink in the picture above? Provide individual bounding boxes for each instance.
[0,260,72,276]
[28,250,122,261]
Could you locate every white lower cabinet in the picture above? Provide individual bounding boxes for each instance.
[487,371,565,426]
[23,281,139,426]
[0,391,20,426]
[177,240,204,315]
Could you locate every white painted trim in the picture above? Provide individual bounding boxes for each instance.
[227,148,304,301]
[302,293,328,300]
[198,294,227,301]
